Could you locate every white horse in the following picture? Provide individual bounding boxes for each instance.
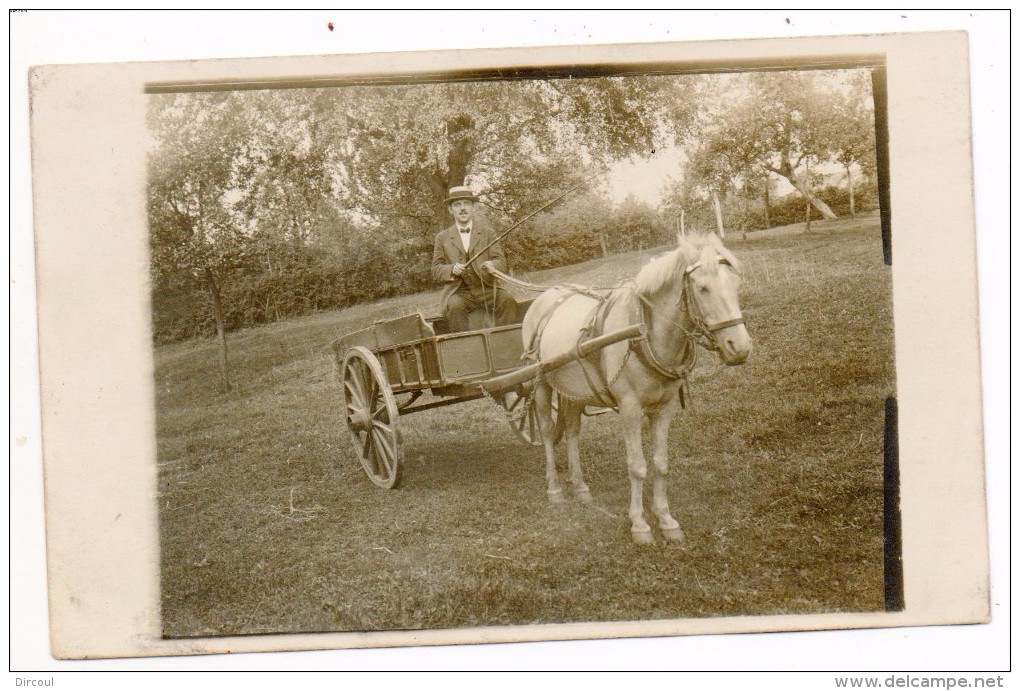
[521,233,752,544]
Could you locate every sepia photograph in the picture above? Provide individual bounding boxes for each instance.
[14,11,1006,673]
[149,63,893,638]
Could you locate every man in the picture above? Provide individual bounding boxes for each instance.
[431,186,517,332]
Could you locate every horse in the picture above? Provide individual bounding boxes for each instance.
[520,233,752,544]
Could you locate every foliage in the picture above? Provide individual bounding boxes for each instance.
[508,192,670,272]
[148,69,880,345]
[310,75,699,233]
[666,69,876,223]
[736,184,880,232]
[148,76,701,344]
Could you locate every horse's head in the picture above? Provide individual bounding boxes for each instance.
[683,240,752,366]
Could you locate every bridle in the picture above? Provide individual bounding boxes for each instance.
[680,257,746,352]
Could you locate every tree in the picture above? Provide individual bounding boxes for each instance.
[698,71,841,220]
[684,140,736,237]
[148,93,256,391]
[831,75,877,216]
[229,91,341,263]
[317,75,699,235]
[147,74,704,349]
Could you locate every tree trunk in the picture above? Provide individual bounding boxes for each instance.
[205,266,232,393]
[846,164,856,216]
[598,231,609,258]
[429,170,450,232]
[763,172,771,228]
[679,208,686,238]
[805,198,812,233]
[711,189,725,238]
[445,113,474,190]
[790,176,836,219]
[773,161,837,219]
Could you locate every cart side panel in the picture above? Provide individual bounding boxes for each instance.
[436,333,491,379]
[333,313,434,369]
[435,325,526,382]
[378,340,443,390]
[420,340,442,382]
[489,327,526,370]
[330,326,377,367]
[375,313,434,348]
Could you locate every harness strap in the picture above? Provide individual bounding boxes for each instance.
[524,290,574,362]
[631,293,697,381]
[706,317,746,332]
[573,293,620,408]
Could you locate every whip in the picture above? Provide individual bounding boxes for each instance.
[464,167,609,268]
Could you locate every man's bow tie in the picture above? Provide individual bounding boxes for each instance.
[459,228,471,234]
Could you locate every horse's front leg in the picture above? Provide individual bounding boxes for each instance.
[533,380,565,503]
[619,399,653,544]
[563,399,593,503]
[649,396,684,542]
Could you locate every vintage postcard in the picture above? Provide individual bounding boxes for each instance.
[23,26,993,664]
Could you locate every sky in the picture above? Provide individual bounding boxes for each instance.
[606,148,685,205]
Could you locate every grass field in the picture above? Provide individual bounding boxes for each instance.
[156,212,894,636]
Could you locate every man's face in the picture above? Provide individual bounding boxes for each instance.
[450,199,475,226]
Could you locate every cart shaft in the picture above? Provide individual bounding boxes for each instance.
[479,323,646,393]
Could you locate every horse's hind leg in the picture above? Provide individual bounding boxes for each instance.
[649,402,684,542]
[534,379,565,503]
[620,400,653,544]
[562,400,592,503]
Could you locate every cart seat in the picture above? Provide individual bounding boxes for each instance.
[428,298,534,335]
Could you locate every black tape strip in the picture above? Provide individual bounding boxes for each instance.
[884,396,904,611]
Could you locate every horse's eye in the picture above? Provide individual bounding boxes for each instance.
[698,284,710,293]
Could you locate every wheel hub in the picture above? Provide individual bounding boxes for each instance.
[349,408,373,432]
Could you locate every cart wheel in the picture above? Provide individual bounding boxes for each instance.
[502,383,564,447]
[340,346,402,489]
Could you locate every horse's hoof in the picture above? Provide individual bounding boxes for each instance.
[575,488,594,504]
[661,527,685,543]
[547,490,566,504]
[631,530,655,546]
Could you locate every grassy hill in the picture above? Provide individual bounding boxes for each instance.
[156,212,894,636]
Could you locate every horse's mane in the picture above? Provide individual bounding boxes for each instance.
[634,233,740,297]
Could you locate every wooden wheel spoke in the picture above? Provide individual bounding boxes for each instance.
[364,370,378,407]
[367,430,385,475]
[340,346,403,489]
[345,371,366,406]
[504,387,563,447]
[361,429,373,460]
[505,392,523,413]
[372,429,396,474]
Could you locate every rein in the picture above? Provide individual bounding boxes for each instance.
[499,254,745,404]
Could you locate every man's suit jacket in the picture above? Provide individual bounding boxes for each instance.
[431,219,509,308]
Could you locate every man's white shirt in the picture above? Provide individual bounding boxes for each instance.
[458,224,472,251]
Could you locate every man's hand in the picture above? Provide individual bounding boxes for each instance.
[481,260,496,274]
[451,263,466,277]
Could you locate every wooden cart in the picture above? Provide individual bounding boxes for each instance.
[331,299,642,488]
